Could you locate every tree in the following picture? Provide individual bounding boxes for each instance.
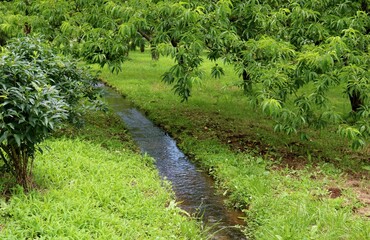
[0,36,101,190]
[203,0,370,148]
[1,0,368,148]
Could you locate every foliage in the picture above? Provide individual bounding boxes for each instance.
[99,50,370,174]
[0,43,67,190]
[203,0,370,148]
[99,56,370,240]
[0,0,368,146]
[0,36,101,190]
[6,37,102,121]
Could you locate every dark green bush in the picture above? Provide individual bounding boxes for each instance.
[0,36,101,190]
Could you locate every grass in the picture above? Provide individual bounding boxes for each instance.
[98,50,370,239]
[0,111,203,239]
[180,138,369,239]
[98,51,369,170]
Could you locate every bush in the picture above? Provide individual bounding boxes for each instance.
[0,36,101,190]
[5,37,102,124]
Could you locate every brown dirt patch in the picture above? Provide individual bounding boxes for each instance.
[356,207,370,217]
[327,187,342,199]
[347,179,370,217]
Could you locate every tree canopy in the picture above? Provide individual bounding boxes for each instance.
[0,0,369,148]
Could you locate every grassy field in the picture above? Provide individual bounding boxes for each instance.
[0,111,203,239]
[99,50,370,239]
[98,51,369,169]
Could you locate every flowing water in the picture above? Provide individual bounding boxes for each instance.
[103,86,246,240]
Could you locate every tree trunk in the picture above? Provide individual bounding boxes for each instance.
[140,42,145,52]
[242,69,252,93]
[6,145,32,192]
[129,42,136,51]
[24,22,31,35]
[23,0,31,35]
[349,90,363,113]
[150,44,159,60]
[361,0,368,13]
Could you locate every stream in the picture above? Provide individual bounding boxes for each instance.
[103,86,246,240]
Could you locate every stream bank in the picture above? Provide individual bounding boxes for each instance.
[103,85,247,239]
[98,53,370,239]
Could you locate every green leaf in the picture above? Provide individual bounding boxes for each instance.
[14,134,21,147]
[211,64,225,79]
[338,125,361,140]
[261,98,282,115]
[0,131,8,143]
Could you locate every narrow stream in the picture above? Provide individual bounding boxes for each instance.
[103,86,246,240]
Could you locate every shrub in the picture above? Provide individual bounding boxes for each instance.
[0,36,100,190]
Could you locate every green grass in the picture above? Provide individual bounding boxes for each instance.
[98,51,369,168]
[0,111,203,239]
[98,50,370,239]
[179,138,369,239]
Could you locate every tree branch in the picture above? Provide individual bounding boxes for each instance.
[137,30,152,42]
[0,145,15,175]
